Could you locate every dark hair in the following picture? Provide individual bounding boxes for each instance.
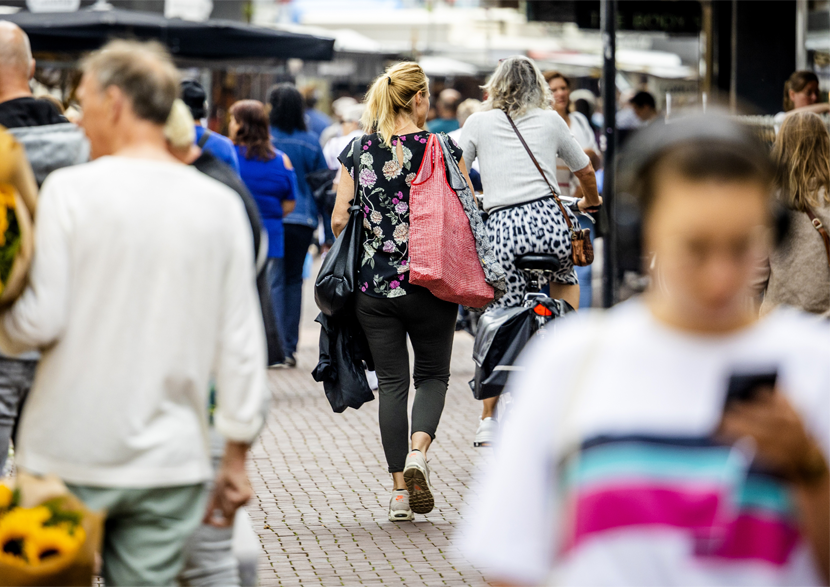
[268,83,307,133]
[630,91,656,110]
[543,70,570,88]
[783,70,819,112]
[574,98,592,119]
[230,100,275,161]
[619,116,774,220]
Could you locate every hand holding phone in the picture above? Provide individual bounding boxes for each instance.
[724,371,778,406]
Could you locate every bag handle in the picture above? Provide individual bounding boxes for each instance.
[197,128,212,149]
[350,136,363,210]
[503,111,574,232]
[805,206,830,268]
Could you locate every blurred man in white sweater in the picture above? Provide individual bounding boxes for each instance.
[0,40,268,586]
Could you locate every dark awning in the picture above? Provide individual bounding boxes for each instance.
[0,8,335,61]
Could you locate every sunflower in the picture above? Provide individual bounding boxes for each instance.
[0,485,13,510]
[0,185,16,209]
[0,506,50,563]
[25,525,85,565]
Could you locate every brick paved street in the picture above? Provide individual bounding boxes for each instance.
[248,274,489,586]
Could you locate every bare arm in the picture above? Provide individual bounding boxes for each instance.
[573,162,602,212]
[204,441,253,527]
[332,164,354,238]
[281,153,296,216]
[787,103,830,116]
[458,156,479,207]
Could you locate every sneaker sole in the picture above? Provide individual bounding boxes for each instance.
[403,466,434,514]
[388,509,414,522]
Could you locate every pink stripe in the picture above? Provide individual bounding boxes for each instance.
[563,484,723,550]
[712,514,799,565]
[562,485,800,566]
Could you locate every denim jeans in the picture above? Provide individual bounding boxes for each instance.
[281,224,315,357]
[0,358,37,473]
[267,257,285,353]
[574,215,596,309]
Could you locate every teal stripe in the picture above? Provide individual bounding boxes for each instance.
[562,442,736,490]
[738,476,794,516]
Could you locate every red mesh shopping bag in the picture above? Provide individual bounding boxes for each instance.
[409,134,494,308]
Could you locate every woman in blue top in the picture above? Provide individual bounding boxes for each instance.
[229,100,296,365]
[268,84,329,368]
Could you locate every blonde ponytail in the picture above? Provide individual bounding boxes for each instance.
[362,62,429,148]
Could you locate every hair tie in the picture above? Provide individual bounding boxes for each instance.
[387,76,393,86]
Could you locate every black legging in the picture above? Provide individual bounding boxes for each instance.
[355,288,457,473]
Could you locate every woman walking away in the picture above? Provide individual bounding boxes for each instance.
[757,111,830,317]
[229,100,297,360]
[268,84,328,368]
[460,56,601,447]
[331,62,476,522]
[462,114,830,587]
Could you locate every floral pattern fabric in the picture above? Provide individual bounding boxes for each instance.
[339,132,464,298]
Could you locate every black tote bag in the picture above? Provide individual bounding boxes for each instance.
[314,137,363,317]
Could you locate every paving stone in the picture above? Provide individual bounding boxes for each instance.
[248,276,488,586]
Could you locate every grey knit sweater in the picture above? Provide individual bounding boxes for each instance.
[459,107,590,212]
[760,198,830,318]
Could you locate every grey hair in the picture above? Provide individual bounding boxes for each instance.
[482,56,551,118]
[81,40,180,125]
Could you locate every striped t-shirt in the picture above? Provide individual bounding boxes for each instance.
[461,300,830,586]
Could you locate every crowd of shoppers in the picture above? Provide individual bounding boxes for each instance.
[0,17,827,585]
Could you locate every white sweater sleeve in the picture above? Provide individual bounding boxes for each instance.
[0,178,70,354]
[459,113,478,168]
[212,200,268,444]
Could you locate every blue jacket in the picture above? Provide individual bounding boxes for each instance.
[271,127,327,228]
[235,145,297,258]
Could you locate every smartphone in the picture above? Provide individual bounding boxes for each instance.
[725,371,778,405]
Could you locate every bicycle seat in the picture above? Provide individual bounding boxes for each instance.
[514,254,561,273]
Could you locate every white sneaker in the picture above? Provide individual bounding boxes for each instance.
[388,489,413,522]
[403,450,434,514]
[474,417,498,447]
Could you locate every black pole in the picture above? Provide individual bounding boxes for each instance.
[601,0,617,308]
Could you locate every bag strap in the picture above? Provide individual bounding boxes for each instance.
[351,136,363,208]
[805,206,830,268]
[197,128,212,149]
[503,110,574,232]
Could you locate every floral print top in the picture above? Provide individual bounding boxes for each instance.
[339,131,464,298]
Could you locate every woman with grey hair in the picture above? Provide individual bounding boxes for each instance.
[460,55,601,446]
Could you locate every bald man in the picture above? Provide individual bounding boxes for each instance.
[0,22,88,183]
[0,22,87,478]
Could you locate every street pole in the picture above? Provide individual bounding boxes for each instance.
[601,0,616,308]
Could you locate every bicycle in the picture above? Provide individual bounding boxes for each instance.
[471,197,595,446]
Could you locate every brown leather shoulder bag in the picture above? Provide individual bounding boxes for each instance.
[503,111,594,267]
